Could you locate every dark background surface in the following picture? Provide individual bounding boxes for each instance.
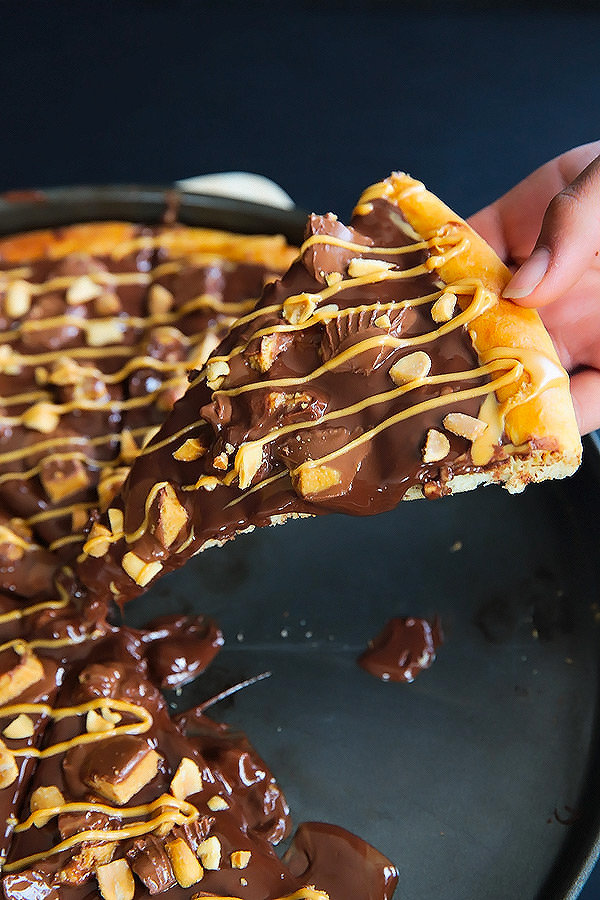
[1,1,599,897]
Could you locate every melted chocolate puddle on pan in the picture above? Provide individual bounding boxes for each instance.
[358,616,443,682]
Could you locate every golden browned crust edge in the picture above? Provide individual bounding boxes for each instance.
[355,173,582,473]
[0,222,298,269]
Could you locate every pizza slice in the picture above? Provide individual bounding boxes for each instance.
[73,173,582,606]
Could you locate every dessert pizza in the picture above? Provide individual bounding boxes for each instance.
[74,173,582,606]
[0,221,296,599]
[0,589,398,900]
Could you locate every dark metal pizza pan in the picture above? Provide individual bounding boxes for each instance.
[3,187,600,900]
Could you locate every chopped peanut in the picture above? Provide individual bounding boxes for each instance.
[170,758,203,800]
[443,412,488,441]
[166,838,204,887]
[389,351,431,385]
[198,835,221,871]
[96,858,135,900]
[422,429,450,463]
[3,713,35,740]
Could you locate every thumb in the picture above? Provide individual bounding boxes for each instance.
[502,154,600,307]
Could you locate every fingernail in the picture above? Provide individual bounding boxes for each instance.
[502,246,551,299]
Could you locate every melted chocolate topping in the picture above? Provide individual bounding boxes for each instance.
[0,223,294,600]
[75,196,503,608]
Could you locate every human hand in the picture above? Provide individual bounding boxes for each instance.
[468,141,600,435]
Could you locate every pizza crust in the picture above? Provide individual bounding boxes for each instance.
[354,173,582,489]
[0,221,297,269]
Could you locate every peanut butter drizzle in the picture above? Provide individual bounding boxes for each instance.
[0,596,69,626]
[0,695,152,759]
[0,426,153,468]
[5,795,197,872]
[0,292,257,346]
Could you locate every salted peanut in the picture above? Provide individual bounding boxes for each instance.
[22,402,60,434]
[86,320,124,347]
[119,428,139,465]
[30,785,65,826]
[294,464,341,498]
[283,292,319,325]
[389,350,432,386]
[170,757,203,800]
[325,271,343,287]
[66,275,104,305]
[207,795,229,812]
[231,850,251,870]
[149,283,174,316]
[197,836,221,871]
[431,291,457,323]
[48,356,85,386]
[60,841,117,886]
[85,741,161,806]
[3,713,34,740]
[443,411,488,441]
[206,359,230,389]
[97,467,129,511]
[235,442,263,491]
[96,858,135,900]
[213,452,228,472]
[0,344,20,375]
[83,522,113,558]
[374,313,391,329]
[40,457,90,503]
[422,428,450,463]
[198,476,219,492]
[94,292,121,316]
[0,740,18,789]
[347,257,394,278]
[122,551,163,587]
[166,838,204,888]
[34,365,48,385]
[0,643,44,705]
[86,709,115,734]
[5,279,32,318]
[173,438,206,462]
[155,484,188,549]
[108,507,124,535]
